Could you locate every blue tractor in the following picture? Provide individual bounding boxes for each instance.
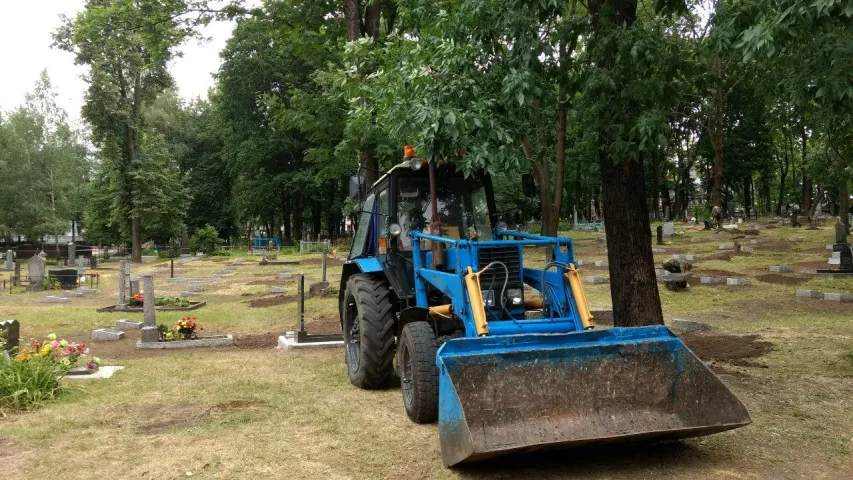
[339,155,750,467]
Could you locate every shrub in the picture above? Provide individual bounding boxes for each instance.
[1,334,99,411]
[0,356,69,410]
[41,277,61,290]
[154,296,191,308]
[190,225,222,256]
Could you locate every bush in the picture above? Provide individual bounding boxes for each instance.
[154,296,191,308]
[1,334,99,411]
[41,277,61,290]
[189,224,222,256]
[0,356,69,410]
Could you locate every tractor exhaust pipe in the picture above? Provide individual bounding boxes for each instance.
[428,158,445,269]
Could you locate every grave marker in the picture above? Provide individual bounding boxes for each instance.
[140,275,159,343]
[92,328,125,341]
[27,255,46,290]
[769,266,793,273]
[4,250,13,270]
[796,289,822,298]
[117,260,128,308]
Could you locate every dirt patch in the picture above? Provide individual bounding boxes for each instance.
[756,273,807,286]
[680,332,773,367]
[213,399,269,412]
[793,261,832,272]
[695,268,743,278]
[0,436,15,453]
[697,251,735,262]
[246,294,297,308]
[134,400,268,434]
[135,402,210,434]
[304,316,343,335]
[760,240,794,252]
[299,257,345,266]
[234,333,279,349]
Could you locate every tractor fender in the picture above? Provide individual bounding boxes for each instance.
[398,306,430,337]
[338,259,389,329]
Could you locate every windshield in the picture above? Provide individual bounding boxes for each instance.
[397,174,492,250]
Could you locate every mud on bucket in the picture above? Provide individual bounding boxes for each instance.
[436,326,750,467]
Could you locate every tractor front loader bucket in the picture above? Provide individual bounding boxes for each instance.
[437,326,750,467]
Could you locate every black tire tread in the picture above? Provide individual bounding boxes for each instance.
[399,321,439,423]
[345,274,396,389]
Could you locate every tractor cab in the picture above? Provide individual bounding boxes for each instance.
[345,159,498,305]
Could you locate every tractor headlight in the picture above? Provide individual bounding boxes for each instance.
[507,288,523,306]
[483,290,496,307]
[409,158,423,170]
[389,223,402,237]
[497,221,508,230]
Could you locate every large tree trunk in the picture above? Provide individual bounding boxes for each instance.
[810,184,824,218]
[359,151,379,188]
[293,193,303,242]
[591,0,663,327]
[601,155,663,327]
[801,128,811,219]
[342,0,360,40]
[651,158,661,219]
[365,0,382,41]
[131,218,142,262]
[530,159,554,236]
[311,200,322,240]
[707,54,726,210]
[129,72,143,263]
[776,154,788,216]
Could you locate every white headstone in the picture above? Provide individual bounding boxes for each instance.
[662,222,675,238]
[4,250,13,270]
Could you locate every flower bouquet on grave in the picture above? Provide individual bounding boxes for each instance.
[12,333,101,374]
[128,292,144,307]
[173,316,204,340]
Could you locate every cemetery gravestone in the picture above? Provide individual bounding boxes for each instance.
[50,268,79,289]
[4,250,13,270]
[662,222,675,239]
[836,218,849,244]
[27,255,46,291]
[140,275,159,343]
[118,260,128,308]
[1,319,20,353]
[181,234,191,255]
[67,242,76,266]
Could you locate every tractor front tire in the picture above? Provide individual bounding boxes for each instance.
[398,321,439,423]
[342,274,396,389]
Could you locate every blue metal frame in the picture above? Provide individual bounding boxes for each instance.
[410,228,584,338]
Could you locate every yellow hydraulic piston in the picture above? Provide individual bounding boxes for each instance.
[565,263,595,329]
[464,266,490,336]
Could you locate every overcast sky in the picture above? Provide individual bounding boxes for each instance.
[0,0,235,126]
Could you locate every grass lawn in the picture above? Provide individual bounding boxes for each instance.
[2,223,852,479]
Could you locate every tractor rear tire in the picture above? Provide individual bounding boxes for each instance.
[398,321,439,423]
[342,274,396,389]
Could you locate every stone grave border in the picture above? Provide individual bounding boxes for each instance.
[96,300,207,313]
[136,334,234,349]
